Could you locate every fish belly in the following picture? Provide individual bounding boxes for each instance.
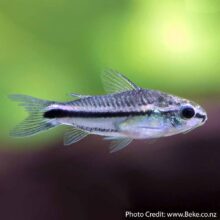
[57,117,127,137]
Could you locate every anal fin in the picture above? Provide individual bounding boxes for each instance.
[64,127,88,145]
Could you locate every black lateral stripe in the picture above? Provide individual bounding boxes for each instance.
[44,109,153,119]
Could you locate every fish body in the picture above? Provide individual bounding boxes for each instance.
[10,70,207,152]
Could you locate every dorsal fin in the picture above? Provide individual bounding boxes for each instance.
[101,69,140,94]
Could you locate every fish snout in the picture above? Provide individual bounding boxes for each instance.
[195,112,207,123]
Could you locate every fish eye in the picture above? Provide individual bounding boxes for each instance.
[180,106,195,119]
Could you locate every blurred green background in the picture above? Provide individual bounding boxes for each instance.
[1,0,219,148]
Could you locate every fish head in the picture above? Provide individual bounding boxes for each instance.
[166,98,208,135]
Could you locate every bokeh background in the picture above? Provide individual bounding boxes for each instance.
[0,0,220,219]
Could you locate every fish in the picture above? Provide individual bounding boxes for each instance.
[9,69,208,153]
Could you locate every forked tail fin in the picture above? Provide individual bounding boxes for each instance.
[9,94,57,137]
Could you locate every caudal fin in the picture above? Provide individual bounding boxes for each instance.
[9,94,57,137]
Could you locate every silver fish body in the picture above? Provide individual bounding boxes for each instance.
[10,70,207,152]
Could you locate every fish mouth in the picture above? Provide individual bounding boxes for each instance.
[195,113,207,123]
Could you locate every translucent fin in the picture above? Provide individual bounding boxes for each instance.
[9,94,56,137]
[101,69,140,94]
[9,94,51,111]
[104,137,133,153]
[64,127,88,145]
[10,116,55,137]
[70,93,91,99]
